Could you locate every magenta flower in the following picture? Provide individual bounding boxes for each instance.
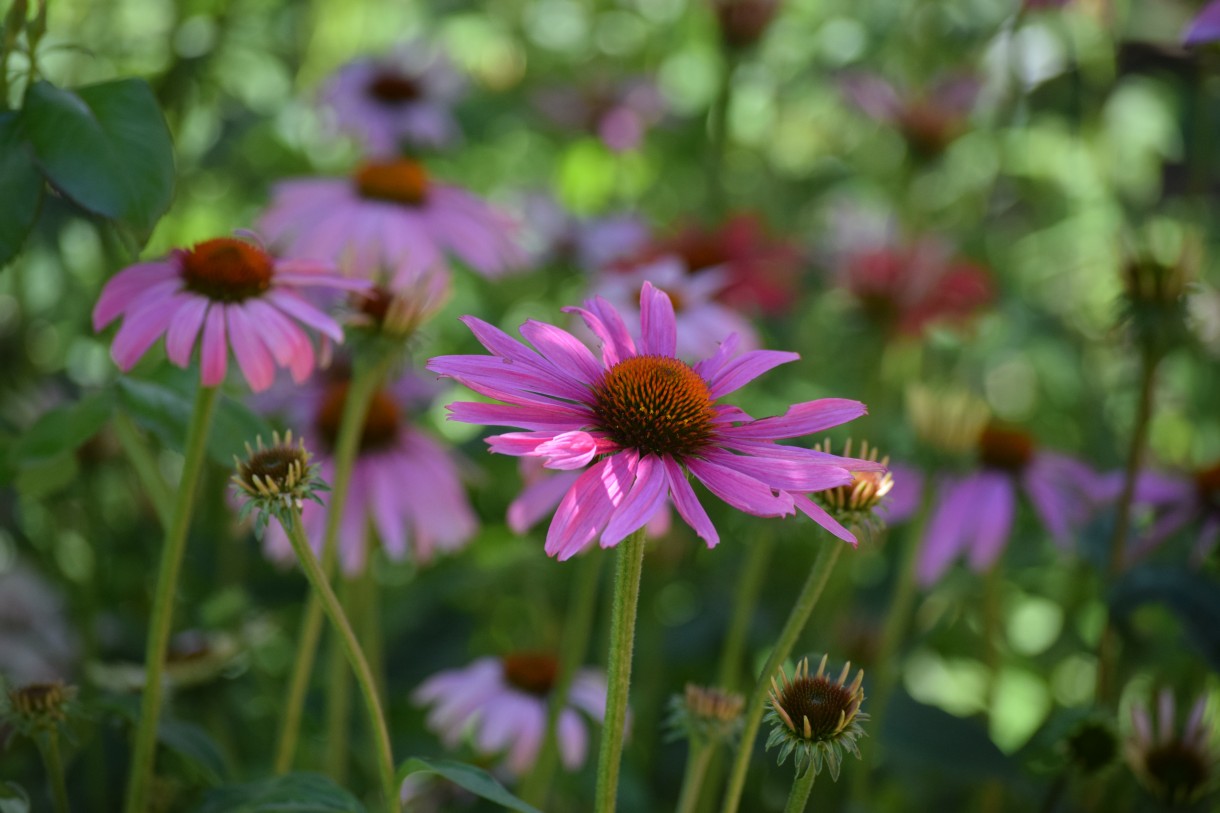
[917,425,1101,586]
[1185,1,1220,45]
[413,654,608,777]
[258,158,526,285]
[262,370,477,574]
[1109,462,1220,566]
[590,254,760,359]
[319,47,464,155]
[92,236,366,393]
[427,283,880,560]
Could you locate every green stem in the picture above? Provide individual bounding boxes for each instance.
[284,507,396,813]
[717,531,774,690]
[720,540,845,813]
[112,411,174,531]
[124,385,219,813]
[272,358,392,772]
[707,49,736,216]
[675,740,715,813]
[325,578,354,782]
[783,766,816,813]
[39,729,71,813]
[1095,347,1160,706]
[520,552,603,806]
[593,528,648,813]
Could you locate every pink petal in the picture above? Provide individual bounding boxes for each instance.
[965,472,1016,572]
[518,320,603,385]
[556,708,587,770]
[266,289,344,342]
[509,471,580,534]
[601,453,669,546]
[687,457,794,518]
[537,431,603,470]
[726,399,869,440]
[692,333,741,383]
[701,448,853,492]
[662,456,719,548]
[200,304,229,387]
[544,454,632,561]
[917,475,977,586]
[92,261,178,329]
[164,296,211,367]
[706,349,800,399]
[638,281,677,357]
[563,297,636,367]
[227,305,277,392]
[1185,0,1220,45]
[792,494,858,545]
[110,295,181,370]
[447,401,591,432]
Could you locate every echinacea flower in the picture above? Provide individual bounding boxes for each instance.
[839,72,980,159]
[590,254,760,359]
[258,158,526,284]
[1109,462,1220,566]
[1185,1,1220,46]
[668,683,746,746]
[262,369,477,574]
[413,653,608,777]
[1126,689,1217,806]
[318,46,464,155]
[231,431,328,539]
[836,235,993,337]
[92,236,367,392]
[811,440,921,545]
[917,424,1102,586]
[427,283,881,560]
[765,655,867,781]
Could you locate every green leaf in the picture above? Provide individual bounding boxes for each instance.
[0,111,44,267]
[397,757,544,813]
[158,719,229,786]
[10,389,114,466]
[1109,566,1220,673]
[21,78,174,238]
[194,774,365,813]
[0,782,30,813]
[880,691,1022,785]
[117,371,273,467]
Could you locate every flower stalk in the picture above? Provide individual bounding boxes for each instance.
[784,766,817,813]
[124,384,219,813]
[593,527,648,813]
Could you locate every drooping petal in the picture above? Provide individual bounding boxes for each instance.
[601,453,669,546]
[701,448,854,492]
[266,289,345,342]
[663,456,718,548]
[544,454,632,560]
[965,472,1016,572]
[725,399,869,440]
[92,261,179,329]
[916,475,978,586]
[200,304,229,387]
[110,295,182,370]
[227,304,277,392]
[792,494,858,545]
[556,708,587,770]
[687,457,794,518]
[164,296,211,367]
[447,401,593,432]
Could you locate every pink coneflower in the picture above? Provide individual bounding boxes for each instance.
[590,254,759,359]
[839,72,980,159]
[917,425,1101,585]
[1186,2,1220,45]
[1126,689,1216,805]
[1112,462,1220,565]
[413,653,608,777]
[836,235,993,337]
[534,77,666,153]
[92,236,366,393]
[262,370,477,574]
[318,47,463,155]
[258,158,526,284]
[508,457,671,541]
[427,283,880,560]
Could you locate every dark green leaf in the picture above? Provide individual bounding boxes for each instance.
[10,389,114,466]
[158,719,229,786]
[1109,566,1220,673]
[0,111,44,267]
[194,774,365,813]
[880,691,1022,784]
[21,78,174,238]
[397,757,544,813]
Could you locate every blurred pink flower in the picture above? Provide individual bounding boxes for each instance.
[1126,689,1215,805]
[590,254,759,359]
[413,654,608,777]
[319,46,464,155]
[535,77,666,152]
[262,370,477,574]
[92,236,366,392]
[1185,1,1220,45]
[836,235,993,337]
[917,425,1102,585]
[839,72,980,158]
[258,158,526,285]
[517,192,650,271]
[1107,462,1220,566]
[427,283,881,560]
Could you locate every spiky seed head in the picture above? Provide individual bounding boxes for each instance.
[765,655,869,781]
[812,439,894,545]
[232,430,328,538]
[667,683,746,746]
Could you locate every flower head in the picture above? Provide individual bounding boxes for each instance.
[1113,461,1220,566]
[1126,689,1217,806]
[765,655,867,780]
[534,76,666,153]
[92,236,367,392]
[258,158,526,285]
[413,654,608,777]
[668,683,745,746]
[261,369,477,575]
[1185,1,1220,46]
[811,439,897,546]
[427,283,882,560]
[232,430,327,538]
[839,72,980,159]
[917,422,1102,585]
[3,681,77,734]
[318,46,464,155]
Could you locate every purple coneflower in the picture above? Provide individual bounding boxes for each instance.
[318,47,463,155]
[427,283,880,560]
[917,424,1100,585]
[839,72,980,158]
[1113,462,1220,565]
[258,158,526,284]
[413,653,608,777]
[1185,1,1220,45]
[589,254,760,359]
[92,236,365,393]
[1126,689,1216,805]
[262,371,477,574]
